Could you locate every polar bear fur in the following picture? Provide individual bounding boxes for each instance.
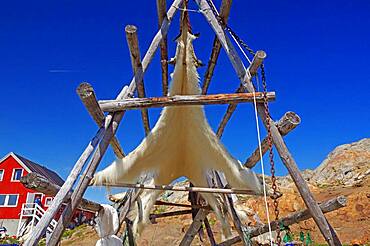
[92,27,263,239]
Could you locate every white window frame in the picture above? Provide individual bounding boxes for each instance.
[11,168,23,182]
[44,197,53,207]
[0,169,4,181]
[0,194,19,207]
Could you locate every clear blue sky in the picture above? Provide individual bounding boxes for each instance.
[0,1,369,203]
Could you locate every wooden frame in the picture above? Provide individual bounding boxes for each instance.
[11,168,23,182]
[23,1,345,245]
[0,194,19,207]
[98,92,275,112]
[0,169,4,181]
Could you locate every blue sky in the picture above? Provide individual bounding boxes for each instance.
[0,0,369,203]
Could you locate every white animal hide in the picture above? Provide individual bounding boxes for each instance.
[92,29,263,239]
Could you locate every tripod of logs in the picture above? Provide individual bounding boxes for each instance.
[21,0,345,245]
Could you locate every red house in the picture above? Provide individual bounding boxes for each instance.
[0,152,95,236]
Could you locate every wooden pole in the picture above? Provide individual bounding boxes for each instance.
[195,1,341,245]
[20,173,101,212]
[204,217,217,246]
[216,51,266,138]
[77,82,125,158]
[202,0,232,95]
[25,1,183,245]
[218,196,347,246]
[156,0,169,95]
[99,92,275,112]
[125,25,151,136]
[23,127,104,246]
[150,209,193,220]
[92,182,261,195]
[179,209,208,246]
[244,111,301,168]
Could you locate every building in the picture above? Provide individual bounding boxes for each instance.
[0,152,95,236]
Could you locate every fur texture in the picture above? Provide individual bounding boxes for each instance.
[92,28,263,239]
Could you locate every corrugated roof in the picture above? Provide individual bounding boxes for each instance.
[13,153,65,187]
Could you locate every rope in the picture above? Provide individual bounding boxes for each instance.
[251,75,274,246]
[198,0,276,244]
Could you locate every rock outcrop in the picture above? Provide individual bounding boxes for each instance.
[311,138,370,187]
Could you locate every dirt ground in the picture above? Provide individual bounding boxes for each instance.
[61,177,370,245]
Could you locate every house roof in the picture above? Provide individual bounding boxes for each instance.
[8,153,65,187]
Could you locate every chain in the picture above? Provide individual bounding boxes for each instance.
[261,64,281,245]
[202,0,281,244]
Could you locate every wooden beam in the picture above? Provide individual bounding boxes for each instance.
[216,51,267,138]
[202,0,232,95]
[99,92,275,112]
[216,86,243,138]
[179,209,208,246]
[92,182,261,195]
[125,25,151,136]
[248,50,267,75]
[25,1,183,245]
[218,196,347,246]
[244,111,301,168]
[156,0,169,95]
[154,200,210,210]
[150,209,193,220]
[23,126,104,246]
[196,1,341,245]
[20,173,101,212]
[204,217,217,246]
[77,82,125,158]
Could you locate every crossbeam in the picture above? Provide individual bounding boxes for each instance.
[98,92,275,112]
[20,173,101,212]
[92,182,262,195]
[196,1,341,245]
[77,83,125,158]
[125,25,151,135]
[218,196,347,245]
[244,111,301,168]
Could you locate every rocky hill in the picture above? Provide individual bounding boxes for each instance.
[310,138,370,187]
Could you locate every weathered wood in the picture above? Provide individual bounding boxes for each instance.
[20,173,101,212]
[27,1,183,245]
[244,111,301,168]
[150,209,193,220]
[204,217,217,246]
[202,0,232,95]
[125,25,151,136]
[218,196,347,246]
[156,0,169,95]
[216,86,243,138]
[248,50,267,75]
[77,82,125,158]
[24,127,104,246]
[196,1,341,245]
[93,182,261,195]
[179,209,207,246]
[216,50,266,138]
[188,184,205,242]
[99,92,275,112]
[118,189,143,226]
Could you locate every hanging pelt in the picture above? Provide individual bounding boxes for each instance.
[91,16,264,239]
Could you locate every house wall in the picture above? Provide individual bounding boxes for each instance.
[0,156,53,219]
[0,154,96,236]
